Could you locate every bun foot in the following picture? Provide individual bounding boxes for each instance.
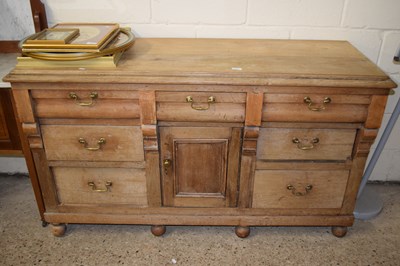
[235,226,250,238]
[151,225,166,236]
[51,223,67,237]
[331,226,347,238]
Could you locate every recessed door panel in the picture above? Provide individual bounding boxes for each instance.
[175,139,228,197]
[160,127,241,207]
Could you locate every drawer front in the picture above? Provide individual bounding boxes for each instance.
[252,170,349,209]
[257,128,356,161]
[156,91,246,122]
[32,90,140,119]
[53,167,147,206]
[262,94,369,122]
[41,125,144,162]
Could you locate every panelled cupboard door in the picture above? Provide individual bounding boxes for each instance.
[160,127,242,208]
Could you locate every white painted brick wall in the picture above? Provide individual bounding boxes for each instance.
[2,0,400,181]
[43,0,151,24]
[343,0,400,29]
[0,0,34,40]
[378,32,400,74]
[196,26,291,39]
[248,0,345,27]
[152,0,247,25]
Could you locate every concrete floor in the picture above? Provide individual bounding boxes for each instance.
[0,174,399,266]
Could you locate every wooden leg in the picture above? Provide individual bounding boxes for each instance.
[51,223,67,237]
[151,225,166,236]
[331,226,347,238]
[235,226,250,238]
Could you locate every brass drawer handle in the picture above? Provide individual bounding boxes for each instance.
[287,184,313,196]
[292,137,319,150]
[303,96,331,111]
[88,181,112,192]
[185,96,216,110]
[69,92,98,106]
[78,137,106,151]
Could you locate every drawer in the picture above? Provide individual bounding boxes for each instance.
[156,91,246,122]
[252,170,349,209]
[257,128,356,161]
[53,167,147,206]
[262,94,370,122]
[32,90,140,119]
[41,125,144,162]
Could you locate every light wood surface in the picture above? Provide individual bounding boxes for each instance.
[5,39,396,88]
[33,90,140,119]
[252,170,349,209]
[6,38,396,237]
[41,125,144,162]
[160,127,241,207]
[257,128,357,161]
[53,167,147,206]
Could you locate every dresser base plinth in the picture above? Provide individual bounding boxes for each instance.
[44,212,354,236]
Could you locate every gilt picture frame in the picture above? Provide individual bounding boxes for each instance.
[22,23,120,52]
[25,28,79,44]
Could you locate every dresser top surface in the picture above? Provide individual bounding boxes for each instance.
[4,38,396,88]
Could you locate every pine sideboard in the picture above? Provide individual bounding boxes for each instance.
[4,38,396,237]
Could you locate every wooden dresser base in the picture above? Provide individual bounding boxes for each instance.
[44,211,353,238]
[5,38,396,239]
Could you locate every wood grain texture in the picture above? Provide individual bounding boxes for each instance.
[41,125,144,162]
[257,128,357,161]
[33,89,140,119]
[139,90,157,125]
[160,127,240,208]
[365,95,388,129]
[9,89,46,221]
[157,103,245,122]
[11,89,35,123]
[35,99,140,119]
[174,140,228,196]
[264,94,371,104]
[6,38,394,235]
[30,0,48,32]
[238,155,256,208]
[54,204,343,216]
[53,167,148,206]
[0,89,22,153]
[32,149,59,211]
[252,170,349,209]
[0,41,20,53]
[341,128,379,214]
[245,91,264,126]
[44,212,354,227]
[5,39,396,89]
[144,152,162,207]
[262,103,368,123]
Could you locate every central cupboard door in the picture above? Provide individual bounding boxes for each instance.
[160,127,242,207]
